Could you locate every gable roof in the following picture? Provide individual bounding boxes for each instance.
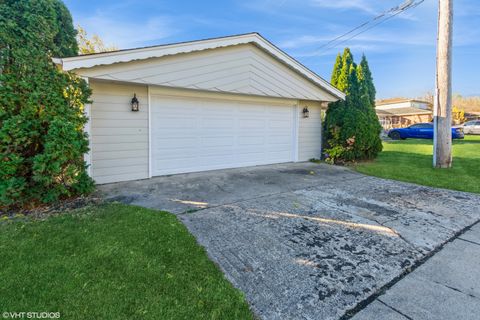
[376,107,433,117]
[376,98,432,107]
[53,33,345,100]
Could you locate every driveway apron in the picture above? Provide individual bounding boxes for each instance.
[99,163,480,320]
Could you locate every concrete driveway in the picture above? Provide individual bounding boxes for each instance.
[99,163,480,320]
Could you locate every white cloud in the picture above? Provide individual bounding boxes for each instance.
[309,0,377,14]
[279,35,330,49]
[242,0,377,15]
[75,12,176,49]
[279,30,436,51]
[291,43,383,58]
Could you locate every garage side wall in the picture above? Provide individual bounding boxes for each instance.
[90,81,149,184]
[298,101,323,161]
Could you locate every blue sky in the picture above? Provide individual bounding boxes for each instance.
[64,0,480,99]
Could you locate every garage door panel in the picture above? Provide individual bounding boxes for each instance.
[200,129,236,137]
[236,144,268,153]
[154,159,197,171]
[201,105,232,113]
[153,117,196,128]
[156,148,197,159]
[201,118,235,129]
[238,118,266,128]
[266,152,291,162]
[199,149,237,160]
[268,126,292,134]
[154,129,198,138]
[236,152,266,164]
[154,137,198,148]
[200,154,235,165]
[202,136,235,147]
[238,136,265,145]
[237,105,266,113]
[267,148,292,155]
[151,95,294,175]
[269,119,292,127]
[267,135,292,144]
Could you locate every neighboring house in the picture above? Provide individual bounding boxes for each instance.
[53,33,344,184]
[465,112,480,121]
[376,98,433,130]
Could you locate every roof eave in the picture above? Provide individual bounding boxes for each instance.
[53,33,345,101]
[377,112,433,116]
[52,57,63,66]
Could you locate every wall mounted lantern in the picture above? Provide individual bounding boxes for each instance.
[302,107,310,118]
[131,93,139,112]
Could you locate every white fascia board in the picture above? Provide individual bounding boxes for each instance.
[54,33,345,101]
[52,57,63,65]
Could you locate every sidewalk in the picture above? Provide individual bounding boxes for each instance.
[352,222,480,320]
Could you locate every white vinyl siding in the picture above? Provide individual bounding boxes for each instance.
[298,102,323,161]
[88,82,324,184]
[77,44,336,101]
[90,81,149,184]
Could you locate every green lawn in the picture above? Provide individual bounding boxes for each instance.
[0,204,253,320]
[355,135,480,194]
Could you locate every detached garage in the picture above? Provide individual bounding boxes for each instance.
[54,33,344,184]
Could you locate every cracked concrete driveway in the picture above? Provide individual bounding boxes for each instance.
[99,162,480,320]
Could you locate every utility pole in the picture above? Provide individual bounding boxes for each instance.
[433,0,453,168]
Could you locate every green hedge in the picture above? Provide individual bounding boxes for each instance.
[0,0,94,209]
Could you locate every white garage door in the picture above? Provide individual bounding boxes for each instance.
[151,95,295,176]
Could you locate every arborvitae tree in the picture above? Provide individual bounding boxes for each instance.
[357,54,376,109]
[323,49,383,163]
[346,63,361,107]
[356,54,383,157]
[330,54,343,87]
[0,0,93,208]
[336,48,354,93]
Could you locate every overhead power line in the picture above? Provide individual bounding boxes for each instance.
[321,1,425,52]
[306,0,425,57]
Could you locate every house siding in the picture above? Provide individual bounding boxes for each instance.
[90,80,149,184]
[77,44,336,101]
[379,114,433,130]
[88,82,324,183]
[298,101,323,161]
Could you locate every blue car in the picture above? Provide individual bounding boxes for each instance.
[387,123,464,140]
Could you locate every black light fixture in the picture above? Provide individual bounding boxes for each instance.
[302,107,310,118]
[131,93,139,112]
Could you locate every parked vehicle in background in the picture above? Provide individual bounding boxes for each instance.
[388,123,464,140]
[462,120,480,134]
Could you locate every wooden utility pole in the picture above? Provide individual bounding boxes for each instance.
[433,0,453,168]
